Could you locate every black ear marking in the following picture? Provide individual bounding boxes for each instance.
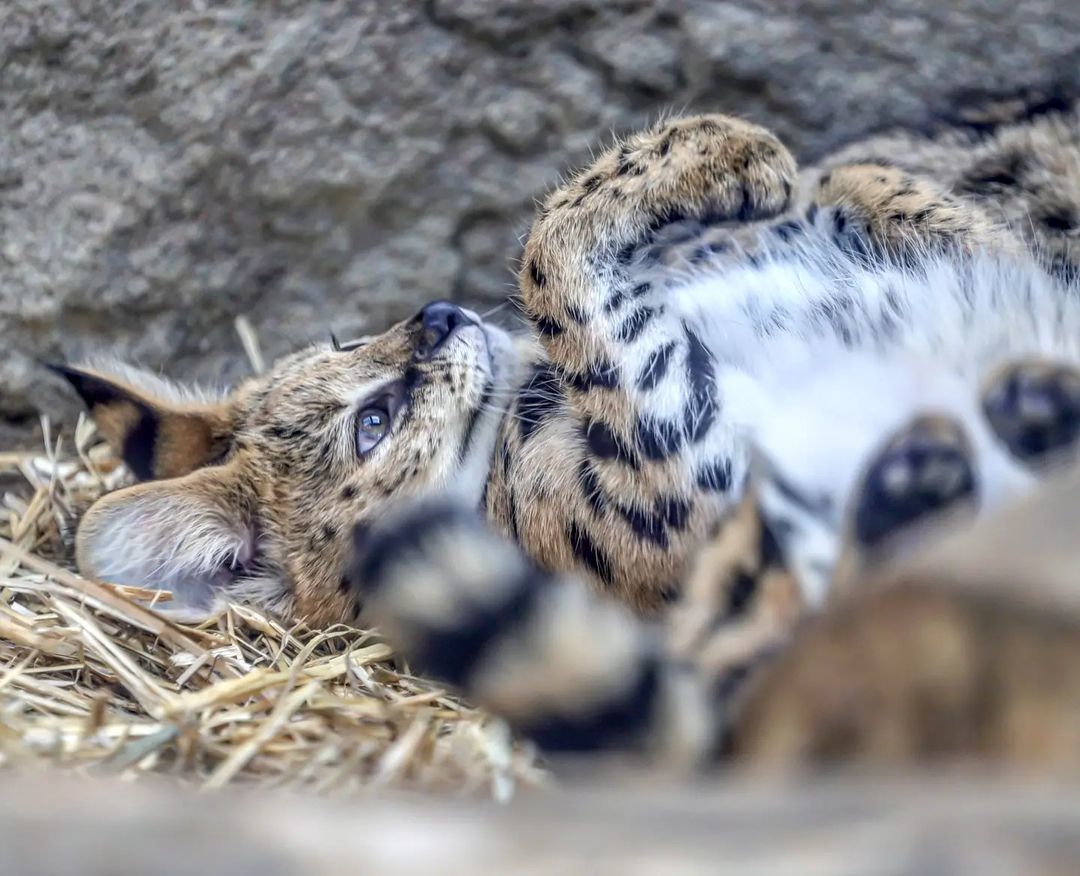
[122,407,160,481]
[50,363,161,480]
[48,364,125,409]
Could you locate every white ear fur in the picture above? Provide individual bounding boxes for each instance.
[76,464,254,612]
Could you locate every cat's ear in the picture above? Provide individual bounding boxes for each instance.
[49,361,238,480]
[75,459,255,610]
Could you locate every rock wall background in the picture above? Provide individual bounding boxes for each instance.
[2,0,1078,444]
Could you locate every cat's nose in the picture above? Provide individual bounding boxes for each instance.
[415,300,472,359]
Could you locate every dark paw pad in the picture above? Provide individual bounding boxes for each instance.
[982,362,1080,464]
[854,416,977,547]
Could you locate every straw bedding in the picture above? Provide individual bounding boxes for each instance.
[0,416,545,798]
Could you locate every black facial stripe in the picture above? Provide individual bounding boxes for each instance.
[637,341,677,391]
[518,363,564,442]
[567,520,615,586]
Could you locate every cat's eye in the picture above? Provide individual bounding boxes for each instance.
[354,379,408,458]
[356,406,390,455]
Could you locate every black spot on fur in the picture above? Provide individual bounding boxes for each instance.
[580,173,603,194]
[660,496,690,531]
[1041,211,1077,233]
[528,258,547,288]
[631,282,651,298]
[563,361,620,392]
[649,206,687,230]
[618,502,668,548]
[758,512,786,569]
[690,241,731,264]
[518,364,564,442]
[524,658,660,753]
[815,295,857,347]
[535,316,565,337]
[566,304,588,324]
[726,571,758,617]
[266,423,307,443]
[617,495,690,548]
[735,183,756,222]
[637,341,677,390]
[944,87,1074,138]
[616,241,639,266]
[696,458,733,493]
[683,325,718,442]
[616,306,656,343]
[636,415,683,461]
[656,130,675,157]
[579,460,608,516]
[340,484,357,500]
[507,488,521,542]
[322,523,338,541]
[604,288,627,312]
[568,521,615,585]
[584,419,639,468]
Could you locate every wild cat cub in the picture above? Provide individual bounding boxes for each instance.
[58,98,1080,768]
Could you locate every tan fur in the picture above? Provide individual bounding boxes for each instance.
[71,316,502,624]
[731,582,1080,773]
[63,97,1080,768]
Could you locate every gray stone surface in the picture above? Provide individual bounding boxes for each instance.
[2,0,1078,444]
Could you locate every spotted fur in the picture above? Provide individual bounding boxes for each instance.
[61,98,1080,769]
